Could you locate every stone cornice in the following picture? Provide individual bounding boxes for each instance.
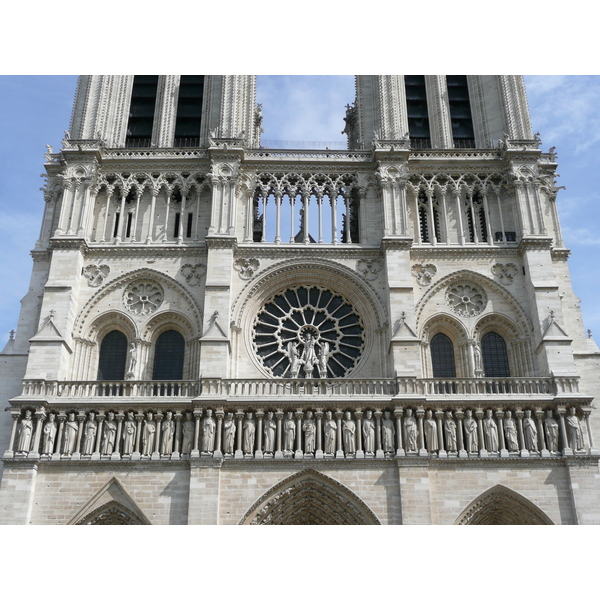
[410,246,520,260]
[380,238,413,251]
[84,244,207,258]
[551,248,571,261]
[49,238,88,255]
[518,237,554,254]
[235,244,382,260]
[205,236,237,250]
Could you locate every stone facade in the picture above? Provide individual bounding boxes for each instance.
[1,75,598,525]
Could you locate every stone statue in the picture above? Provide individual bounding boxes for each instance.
[424,410,438,453]
[223,413,236,455]
[523,410,538,451]
[324,411,337,454]
[287,341,301,378]
[63,412,78,455]
[473,343,482,372]
[303,411,316,454]
[483,409,498,452]
[284,412,296,452]
[122,412,136,455]
[17,410,33,453]
[161,411,175,455]
[301,332,318,377]
[504,410,519,452]
[404,408,418,453]
[243,413,255,455]
[464,410,478,452]
[42,413,57,455]
[142,412,156,456]
[127,342,137,376]
[381,411,395,453]
[318,341,329,378]
[263,411,276,453]
[82,413,97,455]
[201,409,216,452]
[444,412,457,452]
[362,410,376,454]
[101,412,117,454]
[342,411,356,454]
[544,410,559,452]
[181,413,194,454]
[566,407,584,451]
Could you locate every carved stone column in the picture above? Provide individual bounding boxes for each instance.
[394,408,405,457]
[557,407,571,456]
[375,410,384,458]
[113,413,124,460]
[74,412,86,460]
[535,409,549,457]
[515,410,529,457]
[315,409,324,459]
[335,410,344,458]
[235,411,244,459]
[496,410,509,458]
[255,410,264,459]
[28,412,45,459]
[54,413,66,460]
[133,413,143,460]
[582,408,599,455]
[354,409,364,459]
[214,409,224,458]
[92,413,104,460]
[455,410,467,458]
[4,413,20,458]
[192,410,202,458]
[476,409,487,458]
[435,410,447,458]
[416,408,427,457]
[294,410,303,459]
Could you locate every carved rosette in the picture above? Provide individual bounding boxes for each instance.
[411,263,437,286]
[180,263,206,286]
[123,280,164,316]
[445,283,487,317]
[356,258,383,281]
[234,258,260,280]
[491,263,518,286]
[83,264,110,287]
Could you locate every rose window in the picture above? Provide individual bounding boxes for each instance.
[123,280,164,316]
[445,283,487,317]
[252,286,365,378]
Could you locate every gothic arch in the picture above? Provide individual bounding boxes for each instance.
[239,469,381,525]
[455,485,553,525]
[420,314,469,378]
[75,501,149,525]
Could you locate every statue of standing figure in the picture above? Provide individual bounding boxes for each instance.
[201,409,216,453]
[362,410,376,454]
[301,332,318,378]
[223,413,236,455]
[566,407,584,451]
[161,411,175,455]
[302,411,316,454]
[381,411,395,453]
[324,411,337,454]
[263,412,276,454]
[444,412,457,452]
[101,412,117,455]
[287,341,301,378]
[284,412,296,452]
[318,341,329,378]
[424,410,438,453]
[523,410,538,451]
[342,411,356,454]
[544,410,559,452]
[464,410,478,453]
[243,413,255,455]
[82,413,97,455]
[504,410,519,452]
[127,342,137,377]
[122,412,136,455]
[63,412,78,456]
[404,408,418,453]
[17,410,34,454]
[142,412,156,456]
[42,413,57,455]
[483,409,498,452]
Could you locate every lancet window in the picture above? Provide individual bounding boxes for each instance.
[405,75,431,149]
[430,333,457,378]
[481,332,510,377]
[446,75,475,148]
[97,331,128,381]
[417,189,441,244]
[174,75,205,147]
[466,191,488,244]
[125,76,159,148]
[152,330,185,381]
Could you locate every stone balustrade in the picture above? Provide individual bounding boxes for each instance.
[5,402,597,462]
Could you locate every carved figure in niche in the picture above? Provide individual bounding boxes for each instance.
[318,342,329,378]
[201,409,216,453]
[566,407,584,451]
[324,411,337,454]
[381,411,395,453]
[101,412,117,454]
[444,412,457,452]
[263,412,276,453]
[122,412,136,455]
[342,411,356,454]
[42,413,57,455]
[303,411,316,454]
[473,343,482,373]
[363,410,376,454]
[17,410,33,453]
[287,341,301,378]
[301,333,318,377]
[523,410,538,451]
[544,410,559,452]
[83,413,97,455]
[464,410,478,453]
[127,343,137,377]
[284,412,296,452]
[504,410,519,452]
[243,413,255,455]
[161,411,175,455]
[180,413,194,454]
[483,409,498,452]
[424,410,438,453]
[223,414,236,455]
[63,412,78,455]
[404,408,418,453]
[142,412,156,456]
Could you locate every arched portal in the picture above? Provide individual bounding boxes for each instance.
[239,469,381,525]
[456,485,554,525]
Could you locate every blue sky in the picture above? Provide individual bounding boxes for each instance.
[1,75,599,347]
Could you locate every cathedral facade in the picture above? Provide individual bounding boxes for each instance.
[0,75,598,524]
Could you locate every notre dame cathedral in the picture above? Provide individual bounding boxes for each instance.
[0,75,598,525]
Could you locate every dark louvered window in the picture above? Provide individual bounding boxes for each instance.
[405,75,431,148]
[152,330,185,380]
[174,75,205,147]
[431,333,456,378]
[97,330,128,380]
[447,75,475,148]
[482,332,510,377]
[125,75,159,147]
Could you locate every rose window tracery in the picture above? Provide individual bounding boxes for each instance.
[252,286,365,378]
[445,283,487,317]
[123,280,164,316]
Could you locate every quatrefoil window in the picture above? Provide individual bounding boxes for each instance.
[445,283,487,317]
[123,280,164,316]
[252,286,365,378]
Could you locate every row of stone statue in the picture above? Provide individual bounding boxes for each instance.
[8,405,592,459]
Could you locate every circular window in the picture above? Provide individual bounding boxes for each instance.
[252,286,365,378]
[123,280,164,316]
[445,282,487,317]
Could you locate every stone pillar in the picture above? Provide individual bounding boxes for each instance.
[335,411,344,458]
[255,411,264,459]
[394,408,405,457]
[535,409,549,457]
[455,410,467,458]
[315,409,324,459]
[354,409,364,459]
[92,413,104,460]
[192,411,201,458]
[3,413,20,458]
[294,410,303,459]
[235,411,244,459]
[375,411,384,458]
[435,410,446,458]
[516,410,529,457]
[29,412,45,459]
[582,408,599,456]
[133,413,143,460]
[416,408,427,457]
[214,409,224,458]
[73,412,86,460]
[152,413,162,460]
[476,409,487,457]
[496,410,508,458]
[113,413,124,460]
[557,407,571,456]
[54,413,66,460]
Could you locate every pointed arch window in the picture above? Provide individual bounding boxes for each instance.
[97,330,128,380]
[447,75,475,148]
[418,190,441,243]
[466,191,487,243]
[431,333,456,378]
[405,75,431,149]
[174,75,205,147]
[481,332,510,377]
[152,330,185,380]
[125,75,159,148]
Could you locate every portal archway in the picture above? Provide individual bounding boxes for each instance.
[456,485,553,525]
[240,469,381,525]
